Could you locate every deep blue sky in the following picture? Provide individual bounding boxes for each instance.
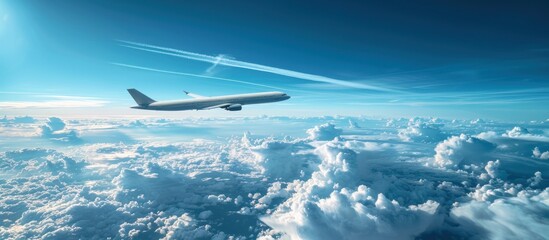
[1,0,548,120]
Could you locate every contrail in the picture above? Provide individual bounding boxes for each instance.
[118,40,400,92]
[111,62,293,91]
[205,54,228,74]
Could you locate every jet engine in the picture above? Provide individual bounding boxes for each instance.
[225,104,242,111]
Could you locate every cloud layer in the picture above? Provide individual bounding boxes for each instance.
[1,116,548,239]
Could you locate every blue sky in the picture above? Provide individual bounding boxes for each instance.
[1,0,549,120]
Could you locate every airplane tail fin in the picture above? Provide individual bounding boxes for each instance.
[127,88,156,106]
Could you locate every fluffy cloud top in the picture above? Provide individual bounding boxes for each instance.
[306,123,342,141]
[1,116,548,239]
[532,147,549,160]
[451,188,549,239]
[398,122,446,143]
[434,134,496,168]
[261,138,442,240]
[38,117,80,142]
[504,126,530,138]
[247,136,319,180]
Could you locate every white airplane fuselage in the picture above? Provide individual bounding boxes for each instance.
[128,90,290,111]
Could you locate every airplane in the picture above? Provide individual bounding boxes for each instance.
[127,88,290,111]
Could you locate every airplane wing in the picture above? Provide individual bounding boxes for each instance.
[182,90,242,111]
[200,103,242,111]
[183,90,207,99]
[200,103,232,110]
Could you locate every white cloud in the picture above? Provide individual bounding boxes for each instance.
[155,213,212,240]
[261,137,442,239]
[532,147,549,160]
[306,123,342,141]
[1,116,548,239]
[247,135,319,181]
[475,131,498,141]
[502,126,549,142]
[483,159,504,179]
[264,186,441,240]
[451,188,549,240]
[37,117,80,142]
[528,171,543,187]
[398,122,446,143]
[504,126,530,137]
[470,118,485,124]
[433,134,495,168]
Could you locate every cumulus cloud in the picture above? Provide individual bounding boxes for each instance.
[433,134,496,168]
[264,186,441,240]
[1,117,548,239]
[398,122,446,143]
[502,126,549,142]
[451,188,549,239]
[528,171,543,187]
[470,118,484,124]
[260,136,443,239]
[38,117,80,142]
[306,123,342,141]
[0,148,85,175]
[246,135,319,180]
[0,143,256,239]
[532,147,549,160]
[504,126,530,137]
[154,213,212,240]
[475,131,498,141]
[481,159,506,180]
[0,149,90,238]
